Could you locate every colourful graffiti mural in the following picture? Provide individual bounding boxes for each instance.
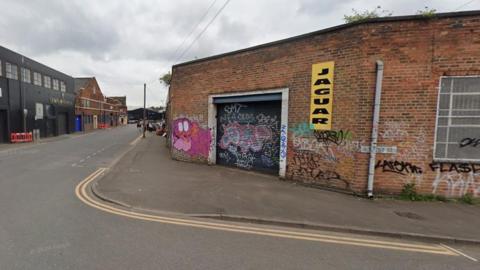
[219,122,273,153]
[172,118,211,158]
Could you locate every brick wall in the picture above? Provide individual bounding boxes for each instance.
[169,14,480,197]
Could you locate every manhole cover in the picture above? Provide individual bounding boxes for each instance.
[394,211,425,220]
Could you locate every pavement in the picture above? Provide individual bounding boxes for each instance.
[93,133,480,245]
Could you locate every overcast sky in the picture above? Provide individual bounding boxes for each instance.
[1,0,479,108]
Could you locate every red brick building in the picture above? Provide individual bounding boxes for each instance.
[108,96,128,125]
[74,77,122,131]
[168,11,480,198]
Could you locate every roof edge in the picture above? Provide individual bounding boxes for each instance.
[172,10,480,69]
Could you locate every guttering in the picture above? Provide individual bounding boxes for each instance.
[367,60,384,198]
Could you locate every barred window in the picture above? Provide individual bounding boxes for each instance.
[434,76,480,161]
[44,75,51,88]
[21,68,31,83]
[52,79,59,90]
[6,62,18,80]
[33,72,42,86]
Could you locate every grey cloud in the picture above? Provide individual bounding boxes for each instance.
[0,0,119,58]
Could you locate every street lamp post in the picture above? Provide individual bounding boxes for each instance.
[143,83,146,138]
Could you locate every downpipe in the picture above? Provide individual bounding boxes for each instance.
[367,60,384,198]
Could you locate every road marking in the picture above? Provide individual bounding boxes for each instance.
[75,171,457,256]
[130,135,143,146]
[440,244,478,262]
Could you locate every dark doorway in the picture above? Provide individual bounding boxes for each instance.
[0,110,8,143]
[216,101,281,174]
[57,113,68,135]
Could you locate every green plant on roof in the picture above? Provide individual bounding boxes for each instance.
[343,6,393,23]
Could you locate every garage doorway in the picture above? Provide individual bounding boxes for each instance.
[209,89,289,177]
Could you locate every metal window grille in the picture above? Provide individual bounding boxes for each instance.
[434,76,480,162]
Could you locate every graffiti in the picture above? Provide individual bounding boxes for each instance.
[432,171,480,197]
[381,121,409,140]
[172,118,211,158]
[219,122,273,153]
[429,162,480,174]
[219,103,256,123]
[375,160,423,175]
[459,137,480,148]
[313,130,352,146]
[280,124,287,159]
[430,162,480,197]
[224,103,246,114]
[289,122,313,136]
[225,145,255,169]
[261,155,275,167]
[290,152,350,190]
[255,113,278,127]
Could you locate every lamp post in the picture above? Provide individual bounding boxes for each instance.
[143,83,146,138]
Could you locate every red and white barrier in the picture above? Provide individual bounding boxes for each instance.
[11,132,33,143]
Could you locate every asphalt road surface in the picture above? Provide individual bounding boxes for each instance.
[0,126,479,270]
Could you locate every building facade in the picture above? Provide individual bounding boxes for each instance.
[74,78,122,131]
[168,11,480,198]
[0,46,75,143]
[109,96,128,125]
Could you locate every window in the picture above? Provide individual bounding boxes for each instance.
[21,68,31,83]
[0,60,2,76]
[6,62,18,80]
[434,76,480,161]
[60,81,66,92]
[33,72,42,86]
[52,79,59,90]
[44,75,51,88]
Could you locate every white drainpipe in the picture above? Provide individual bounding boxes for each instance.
[367,60,384,198]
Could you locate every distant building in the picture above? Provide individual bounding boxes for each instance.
[128,108,164,122]
[108,96,127,125]
[74,77,121,131]
[0,46,75,143]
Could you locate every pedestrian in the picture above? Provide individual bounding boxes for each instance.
[137,120,142,133]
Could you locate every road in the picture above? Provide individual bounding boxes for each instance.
[0,126,478,269]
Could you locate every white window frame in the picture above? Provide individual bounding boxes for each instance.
[433,75,480,163]
[6,62,18,80]
[33,72,42,86]
[52,79,59,90]
[60,81,66,92]
[21,67,31,83]
[44,75,51,88]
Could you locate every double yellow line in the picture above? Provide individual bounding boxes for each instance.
[75,168,457,256]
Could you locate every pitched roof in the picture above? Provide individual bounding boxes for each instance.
[108,96,127,106]
[74,77,94,94]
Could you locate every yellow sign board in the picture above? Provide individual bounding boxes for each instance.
[310,61,334,130]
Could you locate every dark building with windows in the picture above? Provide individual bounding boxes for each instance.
[128,108,164,122]
[0,46,75,143]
